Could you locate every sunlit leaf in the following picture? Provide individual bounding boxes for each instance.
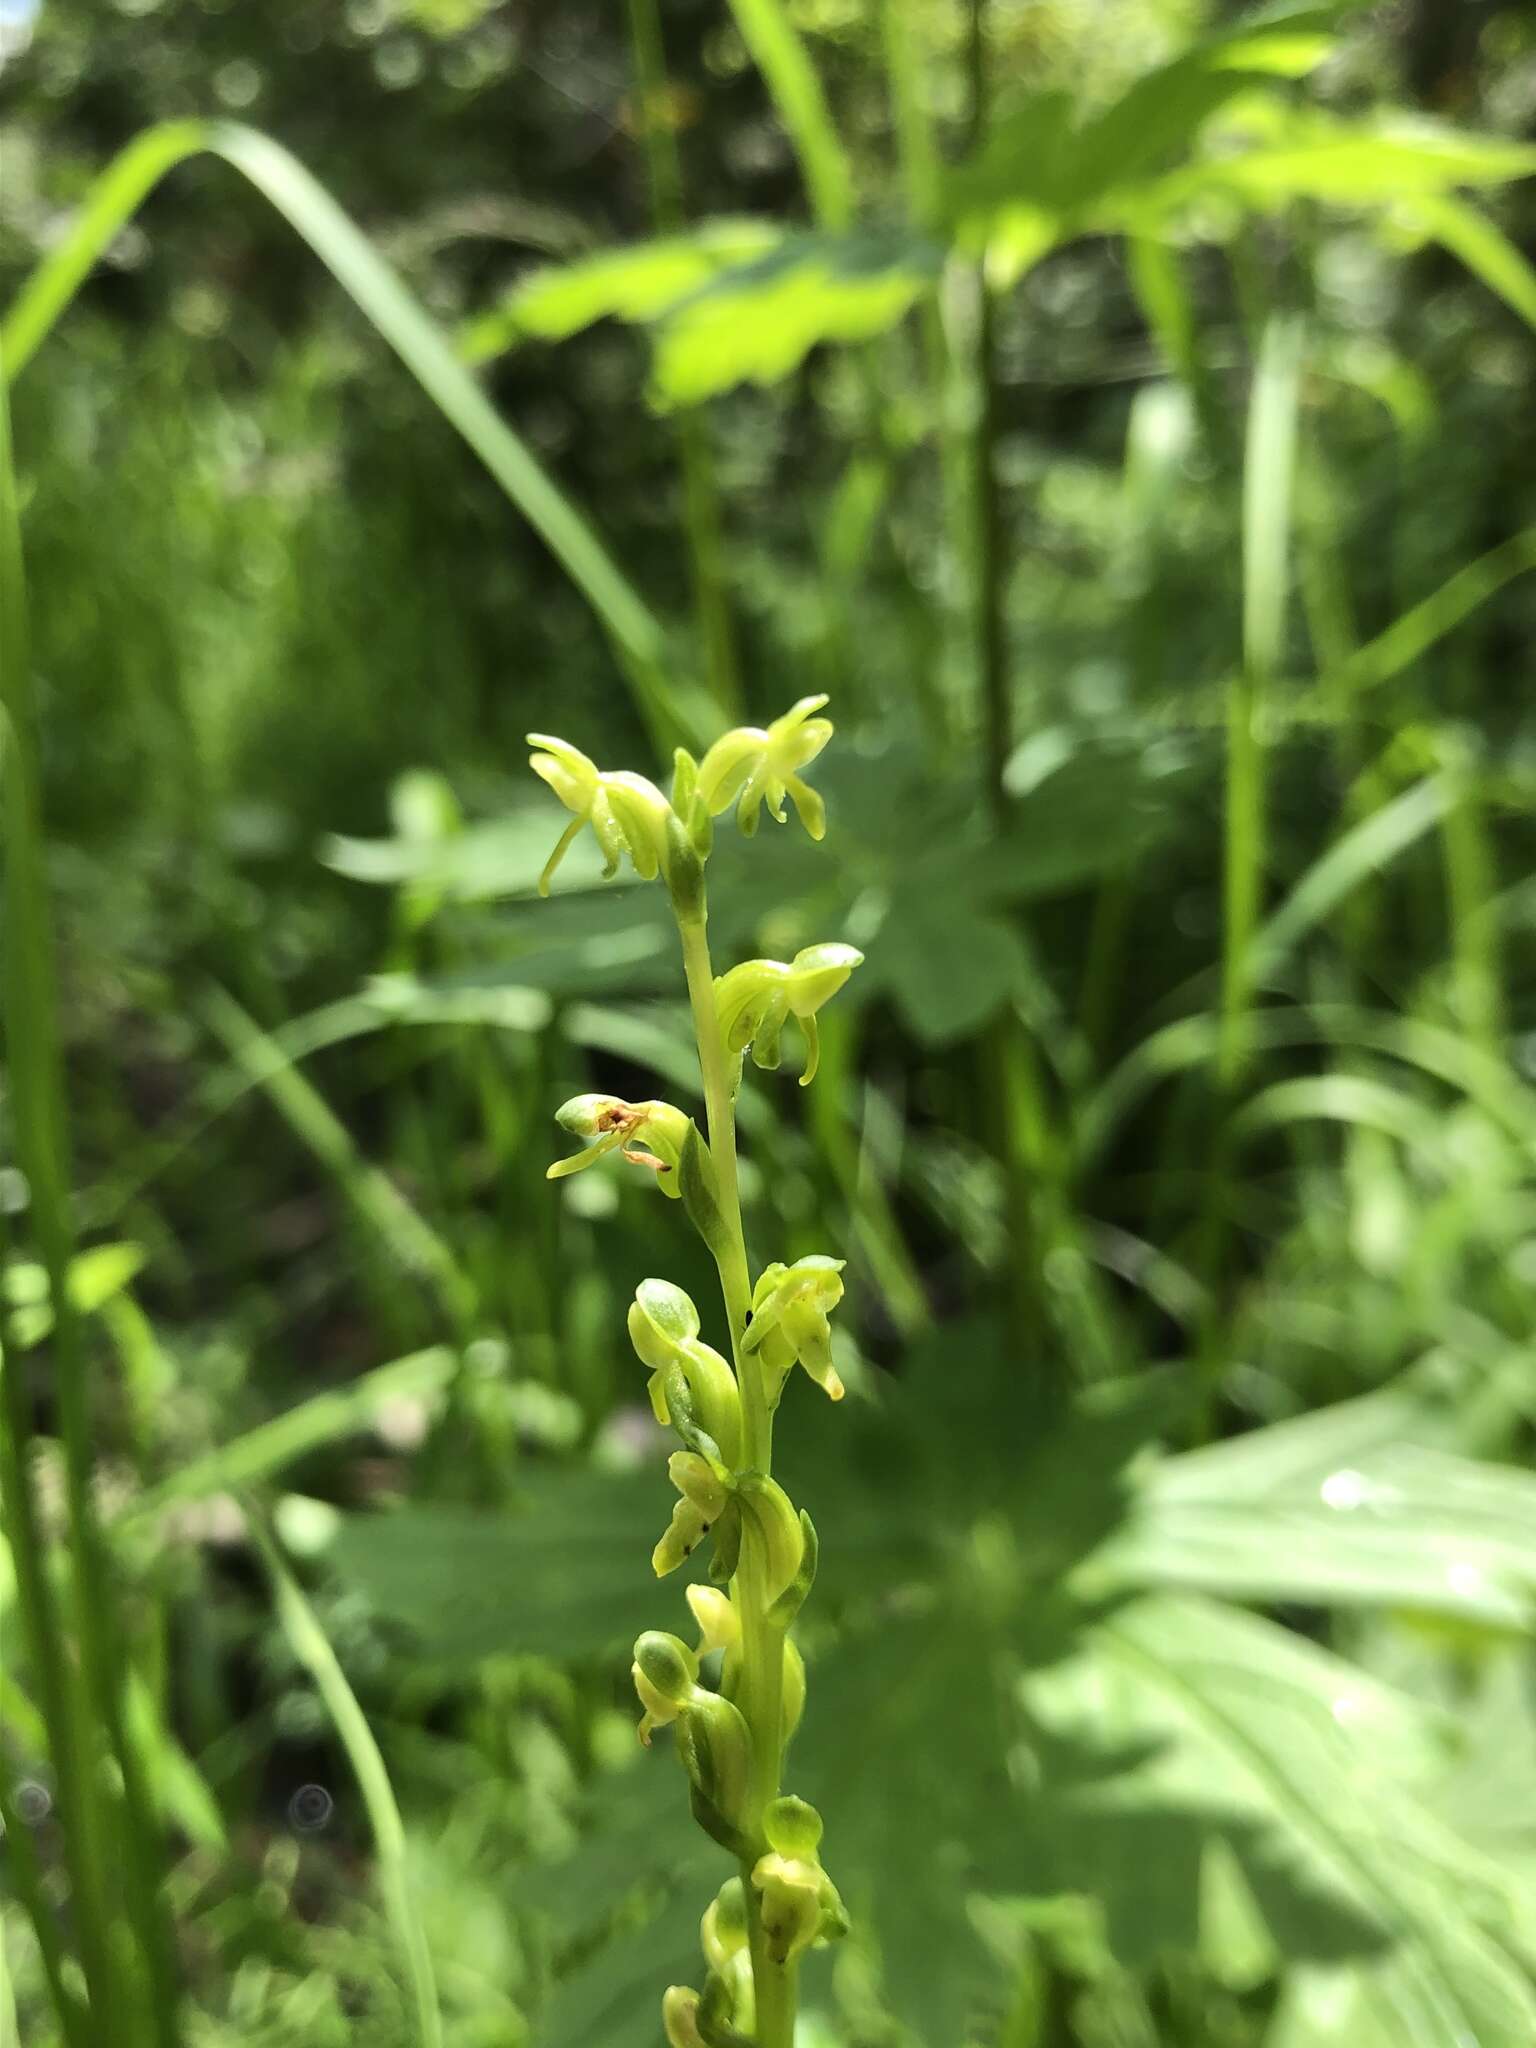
[1101,1389,1536,1632]
[461,220,783,361]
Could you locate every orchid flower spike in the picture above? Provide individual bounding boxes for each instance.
[715,942,863,1086]
[547,1094,692,1196]
[695,695,834,840]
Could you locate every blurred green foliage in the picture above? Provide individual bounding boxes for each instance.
[3,2,1536,2045]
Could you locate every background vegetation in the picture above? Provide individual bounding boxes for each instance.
[2,2,1535,2044]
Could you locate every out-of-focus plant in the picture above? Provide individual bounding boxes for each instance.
[527,701,861,2045]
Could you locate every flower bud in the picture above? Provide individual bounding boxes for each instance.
[701,1878,750,1975]
[669,1450,728,1520]
[630,1280,742,1467]
[696,696,834,841]
[686,1585,740,1659]
[632,1630,700,1743]
[678,1691,752,1831]
[764,1794,823,1859]
[662,1986,707,2048]
[663,809,707,923]
[735,1473,804,1603]
[627,1277,700,1368]
[671,747,715,861]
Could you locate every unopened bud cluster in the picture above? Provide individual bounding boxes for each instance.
[529,700,859,2044]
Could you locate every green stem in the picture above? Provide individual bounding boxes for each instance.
[675,904,794,2048]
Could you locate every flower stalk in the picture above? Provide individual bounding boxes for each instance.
[530,701,857,2047]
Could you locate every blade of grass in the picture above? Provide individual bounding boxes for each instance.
[1319,526,1536,705]
[627,0,741,718]
[1245,771,1453,986]
[0,357,181,2046]
[245,1503,443,2048]
[1412,193,1536,333]
[199,985,476,1332]
[124,1345,456,1523]
[1,121,693,753]
[727,0,854,230]
[1222,311,1303,1085]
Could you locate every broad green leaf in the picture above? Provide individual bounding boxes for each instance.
[324,1472,676,1662]
[946,7,1339,270]
[1151,111,1536,216]
[1021,1595,1536,2045]
[651,232,941,405]
[866,900,1028,1044]
[1101,1390,1536,1631]
[461,219,782,359]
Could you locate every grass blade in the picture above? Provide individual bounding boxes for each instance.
[2,121,692,751]
[127,1345,457,1521]
[1412,193,1536,333]
[0,353,181,2045]
[1321,526,1536,705]
[727,0,854,230]
[246,1505,443,2048]
[1246,771,1453,984]
[200,985,476,1331]
[1222,312,1303,1083]
[627,0,741,716]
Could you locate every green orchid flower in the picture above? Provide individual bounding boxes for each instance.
[546,1093,692,1195]
[715,942,863,1085]
[744,1255,847,1401]
[695,694,834,840]
[526,732,676,895]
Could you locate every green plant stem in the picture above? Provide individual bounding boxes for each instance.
[675,904,794,2048]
